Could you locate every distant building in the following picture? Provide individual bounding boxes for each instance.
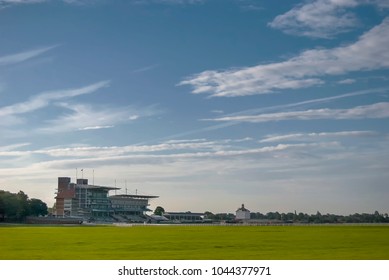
[163,212,205,223]
[110,194,158,222]
[54,177,158,222]
[236,204,250,220]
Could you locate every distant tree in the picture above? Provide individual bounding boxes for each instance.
[1,191,19,220]
[250,212,265,219]
[204,211,215,220]
[154,206,165,216]
[266,211,281,220]
[0,190,48,222]
[0,193,5,221]
[297,212,307,222]
[214,213,235,221]
[284,212,295,221]
[29,198,48,216]
[314,211,322,223]
[16,191,29,220]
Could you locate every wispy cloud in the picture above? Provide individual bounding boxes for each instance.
[179,18,389,97]
[0,0,105,8]
[0,137,339,171]
[0,0,45,7]
[337,78,356,84]
[0,81,110,123]
[238,0,263,12]
[40,103,129,133]
[205,102,389,123]
[259,131,378,143]
[0,139,223,158]
[131,64,159,74]
[39,104,128,133]
[0,45,57,66]
[145,87,388,144]
[78,125,114,131]
[0,142,30,152]
[0,0,204,8]
[268,0,389,38]
[39,102,160,133]
[133,0,204,4]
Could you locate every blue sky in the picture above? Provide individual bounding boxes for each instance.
[0,0,388,214]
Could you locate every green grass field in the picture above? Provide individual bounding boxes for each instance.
[0,224,388,260]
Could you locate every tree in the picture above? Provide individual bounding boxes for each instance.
[0,193,5,221]
[154,206,165,216]
[1,191,19,220]
[16,191,29,220]
[29,198,48,216]
[0,190,48,222]
[204,211,215,220]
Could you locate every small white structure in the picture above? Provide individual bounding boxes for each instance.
[236,204,250,220]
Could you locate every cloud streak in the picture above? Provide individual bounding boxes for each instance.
[40,102,134,133]
[259,131,378,143]
[133,0,204,4]
[0,45,57,66]
[0,81,110,122]
[0,0,106,8]
[179,18,389,97]
[39,102,161,133]
[204,102,389,123]
[0,139,339,171]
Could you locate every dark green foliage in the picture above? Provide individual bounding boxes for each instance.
[0,190,48,222]
[248,211,389,223]
[29,198,48,217]
[154,206,165,216]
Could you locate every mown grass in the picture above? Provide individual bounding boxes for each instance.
[0,224,388,260]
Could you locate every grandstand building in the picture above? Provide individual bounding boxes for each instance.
[163,212,205,223]
[54,177,158,222]
[110,194,158,222]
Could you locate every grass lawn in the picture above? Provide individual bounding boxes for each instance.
[0,224,388,260]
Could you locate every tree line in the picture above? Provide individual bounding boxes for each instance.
[0,190,48,222]
[203,210,389,223]
[155,206,389,223]
[155,205,389,224]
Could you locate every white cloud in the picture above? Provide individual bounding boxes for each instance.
[0,81,110,123]
[78,125,114,131]
[268,0,359,38]
[337,78,356,84]
[0,46,57,66]
[0,140,338,171]
[0,138,323,163]
[39,102,160,133]
[179,18,389,97]
[0,0,105,8]
[0,142,30,152]
[131,64,159,74]
[205,102,389,123]
[128,115,139,120]
[39,103,129,133]
[134,0,204,4]
[0,0,45,5]
[268,0,389,38]
[0,0,204,8]
[259,130,377,143]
